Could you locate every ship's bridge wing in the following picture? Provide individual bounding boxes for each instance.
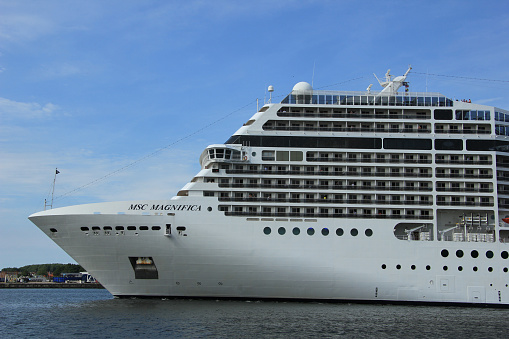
[199,144,247,169]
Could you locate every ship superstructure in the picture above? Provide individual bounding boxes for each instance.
[30,67,509,305]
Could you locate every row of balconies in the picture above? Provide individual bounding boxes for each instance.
[305,157,433,163]
[225,169,433,178]
[217,197,433,205]
[217,183,433,191]
[263,126,432,133]
[436,201,493,207]
[223,211,434,219]
[276,112,430,119]
[263,125,492,135]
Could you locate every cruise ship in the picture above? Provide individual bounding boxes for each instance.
[29,67,509,306]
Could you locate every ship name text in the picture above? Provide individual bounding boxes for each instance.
[128,204,201,211]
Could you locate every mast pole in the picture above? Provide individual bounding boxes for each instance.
[50,168,59,209]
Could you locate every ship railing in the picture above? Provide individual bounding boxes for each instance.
[225,170,433,178]
[436,188,493,193]
[263,126,433,133]
[436,174,492,179]
[224,211,433,220]
[435,129,491,135]
[276,112,432,119]
[440,233,495,243]
[435,160,492,165]
[218,183,433,191]
[218,197,433,205]
[305,158,433,164]
[436,202,494,207]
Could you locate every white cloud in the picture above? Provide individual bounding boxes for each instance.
[0,97,60,119]
[0,12,56,44]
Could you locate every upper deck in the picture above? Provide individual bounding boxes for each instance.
[282,90,454,107]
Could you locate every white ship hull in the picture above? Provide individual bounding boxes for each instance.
[29,199,508,305]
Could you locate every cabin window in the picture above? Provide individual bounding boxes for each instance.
[262,150,275,161]
[276,151,289,161]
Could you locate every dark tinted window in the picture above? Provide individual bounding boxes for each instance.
[467,140,509,152]
[435,139,463,150]
[225,135,382,149]
[384,138,432,150]
[434,109,453,120]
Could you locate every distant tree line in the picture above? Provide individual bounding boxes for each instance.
[1,263,84,277]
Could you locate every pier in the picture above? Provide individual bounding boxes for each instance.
[0,282,104,289]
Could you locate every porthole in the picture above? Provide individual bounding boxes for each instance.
[365,229,373,237]
[486,250,494,259]
[488,267,493,272]
[396,264,401,270]
[292,227,300,235]
[321,228,329,236]
[336,228,344,236]
[49,228,58,233]
[139,226,149,230]
[115,226,124,230]
[471,250,479,258]
[152,226,161,231]
[307,228,315,236]
[263,227,271,235]
[502,251,509,259]
[411,265,416,270]
[278,227,286,235]
[443,266,448,271]
[80,227,89,231]
[92,226,101,231]
[381,264,387,269]
[473,266,478,272]
[458,266,463,271]
[207,207,212,212]
[252,152,256,156]
[127,226,136,231]
[351,228,358,236]
[426,265,431,270]
[456,250,464,258]
[103,226,112,230]
[441,249,449,258]
[504,267,508,273]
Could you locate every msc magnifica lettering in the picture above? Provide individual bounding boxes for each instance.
[128,204,201,211]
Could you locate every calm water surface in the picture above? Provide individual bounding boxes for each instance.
[1,288,509,338]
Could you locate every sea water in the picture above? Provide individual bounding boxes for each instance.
[1,288,508,338]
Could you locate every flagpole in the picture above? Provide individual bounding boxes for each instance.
[50,168,59,209]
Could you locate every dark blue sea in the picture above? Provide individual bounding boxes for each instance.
[1,288,509,338]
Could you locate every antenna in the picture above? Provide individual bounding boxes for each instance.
[267,85,274,103]
[426,68,428,93]
[312,60,316,87]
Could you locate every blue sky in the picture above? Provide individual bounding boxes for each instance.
[2,0,509,269]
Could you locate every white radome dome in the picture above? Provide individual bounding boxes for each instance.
[292,81,313,93]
